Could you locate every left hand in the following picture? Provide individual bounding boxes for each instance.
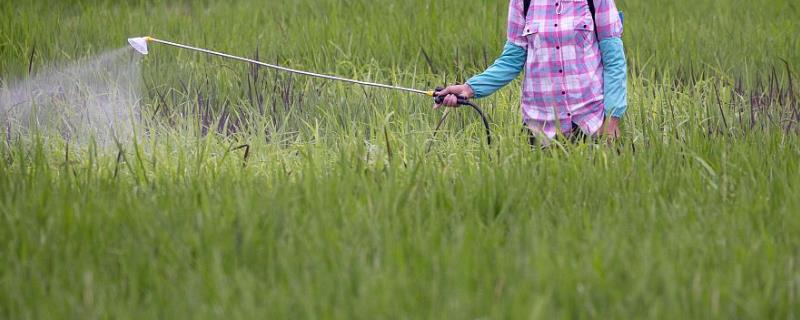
[602,117,621,141]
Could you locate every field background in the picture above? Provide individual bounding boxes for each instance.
[1,0,799,319]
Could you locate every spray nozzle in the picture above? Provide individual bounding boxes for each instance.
[127,37,150,55]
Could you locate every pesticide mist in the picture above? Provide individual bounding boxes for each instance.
[0,47,143,146]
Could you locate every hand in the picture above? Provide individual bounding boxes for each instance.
[602,117,621,141]
[433,84,474,109]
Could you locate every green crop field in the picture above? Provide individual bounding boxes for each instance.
[1,0,799,318]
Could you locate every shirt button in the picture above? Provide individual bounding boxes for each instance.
[554,24,558,27]
[559,69,563,73]
[562,91,566,95]
[567,113,572,117]
[556,46,560,50]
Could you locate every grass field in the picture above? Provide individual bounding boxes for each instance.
[1,0,800,318]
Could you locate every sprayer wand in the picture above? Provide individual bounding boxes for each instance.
[128,36,490,144]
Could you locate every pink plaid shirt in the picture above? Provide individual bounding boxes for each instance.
[508,0,623,138]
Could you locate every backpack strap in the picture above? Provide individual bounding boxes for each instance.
[587,0,599,39]
[523,0,531,18]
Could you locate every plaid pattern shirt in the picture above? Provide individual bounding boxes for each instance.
[508,0,623,138]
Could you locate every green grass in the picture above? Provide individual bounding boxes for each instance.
[1,0,800,319]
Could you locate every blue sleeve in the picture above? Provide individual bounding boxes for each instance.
[465,41,526,99]
[599,37,628,118]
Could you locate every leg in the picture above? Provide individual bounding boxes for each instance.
[523,120,554,149]
[569,122,589,144]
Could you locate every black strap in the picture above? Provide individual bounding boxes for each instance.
[587,0,598,38]
[523,0,531,18]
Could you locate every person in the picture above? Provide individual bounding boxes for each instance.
[435,0,627,144]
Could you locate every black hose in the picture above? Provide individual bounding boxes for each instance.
[433,88,492,145]
[460,100,492,145]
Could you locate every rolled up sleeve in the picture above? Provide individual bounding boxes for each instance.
[466,41,526,98]
[600,37,627,118]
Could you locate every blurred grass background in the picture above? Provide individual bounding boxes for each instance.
[1,0,798,80]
